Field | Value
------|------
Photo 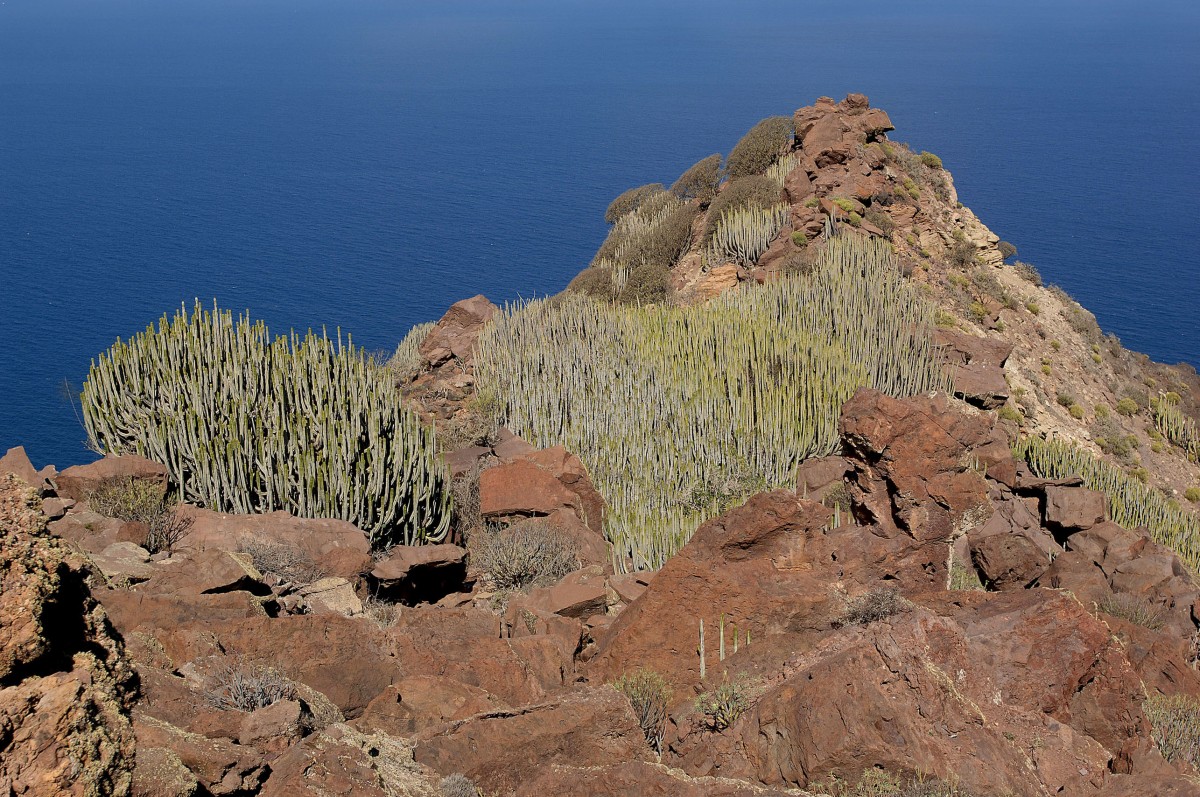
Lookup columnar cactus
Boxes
[476,233,948,571]
[82,302,451,549]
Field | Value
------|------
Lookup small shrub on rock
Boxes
[614,668,671,754]
[671,153,722,204]
[206,660,295,712]
[725,115,793,179]
[997,241,1017,260]
[948,239,978,269]
[695,679,750,731]
[439,774,479,797]
[1186,487,1200,503]
[605,183,666,224]
[1098,593,1166,630]
[237,539,325,586]
[1116,398,1139,417]
[1144,694,1200,770]
[568,265,619,301]
[472,519,579,590]
[1013,260,1042,285]
[863,208,895,236]
[918,151,943,169]
[838,587,907,626]
[85,477,193,555]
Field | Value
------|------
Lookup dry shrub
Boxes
[605,183,666,224]
[568,265,618,301]
[363,596,402,628]
[620,204,695,273]
[206,659,295,712]
[450,464,485,544]
[237,538,325,586]
[438,411,500,452]
[839,587,907,626]
[471,519,579,590]
[1098,593,1166,630]
[614,668,671,754]
[439,774,479,797]
[85,476,192,554]
[671,153,722,203]
[726,115,793,179]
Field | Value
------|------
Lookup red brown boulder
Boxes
[418,294,499,368]
[55,453,170,502]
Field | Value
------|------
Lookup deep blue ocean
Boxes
[2,0,1198,468]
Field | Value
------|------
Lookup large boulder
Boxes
[56,454,170,502]
[177,505,373,582]
[934,328,1012,410]
[418,294,499,368]
[413,687,649,793]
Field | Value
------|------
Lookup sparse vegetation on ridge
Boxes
[1014,435,1200,569]
[476,233,949,571]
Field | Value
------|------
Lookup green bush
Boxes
[1116,398,1139,417]
[614,669,672,754]
[671,153,722,203]
[918,151,943,169]
[82,302,451,549]
[1144,694,1200,770]
[725,115,794,179]
[847,211,863,227]
[623,262,670,304]
[605,183,666,224]
[997,241,1017,260]
[1025,300,1040,315]
[1185,487,1200,503]
[791,231,809,247]
[568,265,619,301]
[477,234,948,571]
[695,680,750,731]
[1056,392,1077,408]
[997,405,1023,425]
[1069,404,1086,420]
[703,176,781,239]
[831,197,856,214]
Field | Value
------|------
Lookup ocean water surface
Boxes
[1,0,1198,467]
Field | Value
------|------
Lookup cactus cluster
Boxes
[592,190,695,295]
[704,203,789,267]
[1153,393,1200,462]
[1014,435,1199,570]
[82,301,451,549]
[765,153,800,190]
[476,234,948,571]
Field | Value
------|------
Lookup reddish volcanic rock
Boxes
[56,453,170,502]
[0,475,137,796]
[413,687,649,793]
[418,294,499,368]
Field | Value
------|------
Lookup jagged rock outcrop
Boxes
[0,474,137,796]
